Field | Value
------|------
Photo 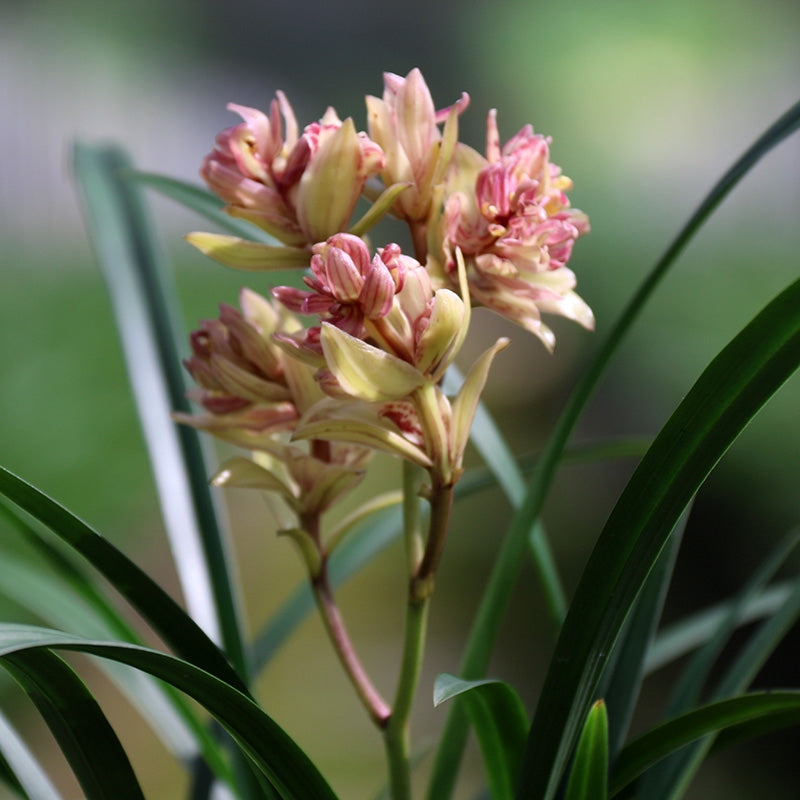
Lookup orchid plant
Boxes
[0,70,799,800]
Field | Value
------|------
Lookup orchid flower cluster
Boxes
[178,68,591,737]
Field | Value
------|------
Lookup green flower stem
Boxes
[385,473,453,800]
[384,594,430,800]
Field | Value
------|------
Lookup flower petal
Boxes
[185,232,310,270]
[294,398,433,468]
[320,322,425,402]
[414,289,466,379]
[450,337,510,468]
[296,118,364,241]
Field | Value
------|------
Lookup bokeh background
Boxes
[1,0,799,797]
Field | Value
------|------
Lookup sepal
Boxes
[185,232,311,270]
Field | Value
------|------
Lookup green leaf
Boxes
[646,572,800,799]
[610,691,800,797]
[0,496,144,649]
[444,365,566,628]
[427,96,800,800]
[516,272,800,800]
[644,580,795,673]
[0,501,231,784]
[0,706,62,800]
[670,530,799,716]
[635,530,800,798]
[129,171,281,244]
[73,142,250,681]
[565,700,609,800]
[433,674,528,800]
[0,625,339,800]
[0,466,245,695]
[709,703,800,754]
[1,649,145,800]
[596,509,688,758]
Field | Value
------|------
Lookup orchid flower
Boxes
[187,96,386,270]
[366,68,469,225]
[435,109,593,349]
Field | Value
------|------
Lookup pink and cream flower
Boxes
[275,238,508,486]
[272,233,407,341]
[173,288,321,450]
[440,110,593,349]
[189,95,386,271]
[367,68,469,224]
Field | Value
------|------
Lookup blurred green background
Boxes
[1,0,799,797]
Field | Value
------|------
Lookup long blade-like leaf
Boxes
[0,625,339,800]
[636,531,800,798]
[565,700,609,800]
[130,172,280,244]
[1,649,145,800]
[73,143,249,680]
[0,500,234,784]
[0,706,62,800]
[0,466,245,695]
[516,273,800,800]
[644,581,794,674]
[428,95,800,800]
[0,474,269,800]
[647,573,800,799]
[596,509,688,758]
[444,366,566,626]
[670,530,799,716]
[433,674,528,800]
[610,691,800,796]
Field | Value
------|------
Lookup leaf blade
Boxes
[516,273,800,800]
[0,625,339,800]
[433,674,528,800]
[565,700,609,800]
[610,692,800,796]
[0,706,63,800]
[130,171,280,244]
[1,649,145,800]
[0,466,246,695]
[73,142,251,678]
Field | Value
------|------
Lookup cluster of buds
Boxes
[179,68,592,560]
[174,289,372,525]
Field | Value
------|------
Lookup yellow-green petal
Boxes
[294,399,433,468]
[185,232,310,270]
[450,338,510,467]
[415,288,466,379]
[296,118,361,241]
[321,323,425,402]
